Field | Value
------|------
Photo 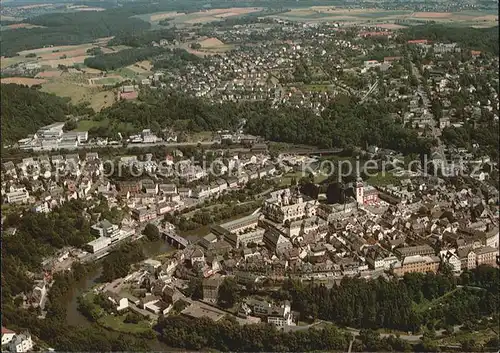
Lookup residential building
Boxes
[474,246,498,267]
[91,219,120,239]
[392,255,440,276]
[5,189,29,204]
[202,277,223,304]
[1,327,16,345]
[9,333,33,353]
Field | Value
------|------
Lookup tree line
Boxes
[96,89,434,155]
[2,200,94,300]
[1,10,151,56]
[401,24,499,55]
[281,266,498,332]
[0,84,93,144]
[84,47,166,71]
[1,262,151,351]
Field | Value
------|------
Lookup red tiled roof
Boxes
[407,39,429,44]
[2,327,15,334]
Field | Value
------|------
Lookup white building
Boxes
[5,190,29,204]
[1,327,16,345]
[9,333,33,353]
[267,301,293,327]
[86,236,111,253]
[91,219,120,239]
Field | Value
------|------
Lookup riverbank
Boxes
[62,238,174,349]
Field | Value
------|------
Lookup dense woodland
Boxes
[0,84,93,144]
[100,242,145,282]
[1,200,95,301]
[84,47,166,71]
[83,46,201,71]
[1,10,151,56]
[2,263,151,351]
[282,267,498,331]
[401,25,499,55]
[108,28,177,47]
[96,89,434,155]
[156,267,499,352]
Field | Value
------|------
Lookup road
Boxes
[288,319,463,343]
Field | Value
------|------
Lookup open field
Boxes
[74,119,109,131]
[1,77,46,86]
[155,7,264,25]
[149,11,184,22]
[35,70,63,78]
[40,55,89,68]
[41,78,116,111]
[88,75,124,85]
[126,60,153,74]
[199,37,225,48]
[266,7,498,27]
[1,56,29,68]
[18,43,96,57]
[4,23,45,30]
[98,314,152,334]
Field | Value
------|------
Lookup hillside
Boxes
[0,84,88,144]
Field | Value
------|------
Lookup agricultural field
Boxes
[40,76,116,112]
[266,7,498,27]
[126,60,153,75]
[2,23,45,30]
[140,7,264,25]
[0,77,46,86]
[1,39,122,70]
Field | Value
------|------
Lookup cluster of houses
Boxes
[1,328,34,353]
[90,174,498,328]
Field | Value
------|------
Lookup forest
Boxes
[83,47,166,71]
[1,262,151,352]
[100,242,145,282]
[281,267,498,331]
[0,10,151,56]
[401,25,499,55]
[156,267,499,352]
[0,84,93,144]
[1,200,95,301]
[96,89,433,155]
[108,28,178,47]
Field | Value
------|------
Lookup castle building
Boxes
[262,188,318,224]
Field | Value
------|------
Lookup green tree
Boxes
[143,223,160,241]
[217,277,239,309]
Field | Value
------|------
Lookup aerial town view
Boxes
[0,0,499,351]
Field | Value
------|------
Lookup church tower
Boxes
[355,176,364,205]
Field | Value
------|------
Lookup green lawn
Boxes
[98,314,152,334]
[366,172,402,186]
[304,84,332,92]
[74,119,108,131]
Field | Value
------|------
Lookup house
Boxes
[267,301,293,327]
[86,236,111,253]
[1,327,16,345]
[178,187,192,198]
[105,291,129,311]
[131,207,157,222]
[442,251,462,273]
[202,277,223,304]
[474,246,498,267]
[5,189,29,204]
[8,332,33,353]
[91,219,120,239]
[392,255,440,276]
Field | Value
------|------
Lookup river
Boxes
[63,239,173,349]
